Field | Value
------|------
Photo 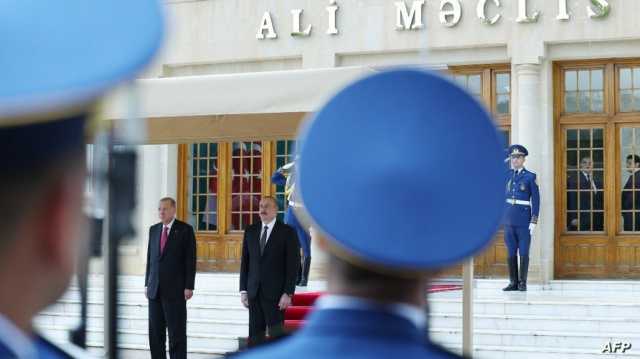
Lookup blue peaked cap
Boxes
[0,0,164,168]
[508,144,529,157]
[297,69,505,270]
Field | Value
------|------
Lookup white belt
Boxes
[506,199,530,206]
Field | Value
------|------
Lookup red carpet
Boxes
[283,284,462,331]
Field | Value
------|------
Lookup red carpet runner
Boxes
[284,284,462,331]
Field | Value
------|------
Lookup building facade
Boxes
[105,0,640,283]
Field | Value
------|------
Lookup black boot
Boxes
[518,256,529,291]
[299,257,311,287]
[503,257,519,291]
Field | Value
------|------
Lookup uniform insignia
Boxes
[520,183,526,191]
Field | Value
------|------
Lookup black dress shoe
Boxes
[518,281,527,291]
[503,283,518,291]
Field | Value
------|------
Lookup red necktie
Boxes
[160,225,169,254]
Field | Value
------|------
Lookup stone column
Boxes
[512,63,554,285]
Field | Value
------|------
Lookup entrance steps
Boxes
[35,275,640,358]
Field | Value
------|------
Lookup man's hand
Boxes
[184,289,193,301]
[145,287,148,299]
[278,293,292,311]
[241,292,249,308]
[529,223,536,235]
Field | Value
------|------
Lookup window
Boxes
[619,67,640,112]
[495,72,511,115]
[187,143,219,231]
[620,128,640,232]
[454,73,482,102]
[563,68,604,113]
[230,141,262,231]
[274,140,297,221]
[565,128,604,232]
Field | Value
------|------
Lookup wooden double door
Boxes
[556,124,640,278]
[555,60,640,278]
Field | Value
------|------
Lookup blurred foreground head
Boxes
[296,69,505,300]
[0,0,163,332]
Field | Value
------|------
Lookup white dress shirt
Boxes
[582,171,598,192]
[260,218,277,245]
[163,217,176,232]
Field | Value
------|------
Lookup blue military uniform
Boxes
[236,70,506,358]
[0,0,163,357]
[503,144,540,291]
[234,303,461,359]
[272,165,313,286]
[0,333,87,359]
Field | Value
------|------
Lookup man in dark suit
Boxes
[145,197,197,359]
[623,154,640,231]
[239,196,300,346]
[567,156,603,231]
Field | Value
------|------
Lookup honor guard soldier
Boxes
[0,1,163,357]
[235,69,506,358]
[503,145,540,292]
[272,160,313,286]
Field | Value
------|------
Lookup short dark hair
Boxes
[627,154,640,166]
[0,149,86,252]
[159,197,176,207]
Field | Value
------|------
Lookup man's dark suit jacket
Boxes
[567,172,604,231]
[623,171,640,211]
[240,220,300,300]
[622,171,640,231]
[145,219,197,300]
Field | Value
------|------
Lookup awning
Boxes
[104,66,377,119]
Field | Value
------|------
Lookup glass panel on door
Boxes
[274,140,297,222]
[621,127,640,232]
[565,128,605,232]
[454,73,483,104]
[188,143,219,232]
[230,141,262,231]
[564,68,604,113]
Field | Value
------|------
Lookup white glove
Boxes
[282,161,295,170]
[529,223,536,235]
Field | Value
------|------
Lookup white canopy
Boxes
[104,66,377,119]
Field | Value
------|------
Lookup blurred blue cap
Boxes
[0,0,164,167]
[297,69,505,270]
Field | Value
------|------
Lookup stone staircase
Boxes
[35,276,640,358]
[430,280,640,358]
[36,274,252,358]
